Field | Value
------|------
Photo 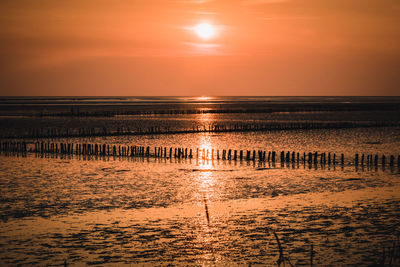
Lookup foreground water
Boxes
[1,97,400,265]
[1,128,400,266]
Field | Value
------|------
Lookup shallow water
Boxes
[1,144,400,265]
[1,98,400,265]
[49,127,400,160]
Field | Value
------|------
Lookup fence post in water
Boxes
[355,154,359,166]
[382,155,386,167]
[361,154,364,166]
[240,150,243,161]
[280,151,284,163]
[272,151,276,162]
[341,154,344,165]
[389,155,394,167]
[374,155,378,167]
[252,150,256,161]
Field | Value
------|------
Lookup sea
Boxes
[0,96,400,266]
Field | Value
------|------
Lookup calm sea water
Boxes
[1,97,400,266]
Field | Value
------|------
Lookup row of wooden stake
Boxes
[1,121,399,139]
[1,141,399,167]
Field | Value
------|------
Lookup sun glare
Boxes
[197,96,212,100]
[194,23,215,39]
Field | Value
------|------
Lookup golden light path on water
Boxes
[192,112,223,264]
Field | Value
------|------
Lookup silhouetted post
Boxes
[252,150,256,161]
[382,155,386,167]
[355,154,359,166]
[341,153,344,165]
[268,151,271,162]
[272,151,276,162]
[240,150,243,160]
[361,154,364,166]
[217,149,220,160]
[314,152,318,164]
[374,155,378,166]
[234,150,237,161]
[307,152,312,164]
[389,155,394,167]
[189,148,193,158]
[280,151,284,163]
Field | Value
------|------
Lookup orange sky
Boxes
[0,0,399,96]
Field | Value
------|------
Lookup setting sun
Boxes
[194,23,215,39]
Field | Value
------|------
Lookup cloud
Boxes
[258,16,316,21]
[242,0,289,5]
[170,0,212,4]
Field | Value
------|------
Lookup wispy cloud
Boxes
[170,0,212,4]
[182,42,227,55]
[258,16,317,21]
[189,11,217,15]
[242,0,289,5]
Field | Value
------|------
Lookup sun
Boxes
[194,23,215,39]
